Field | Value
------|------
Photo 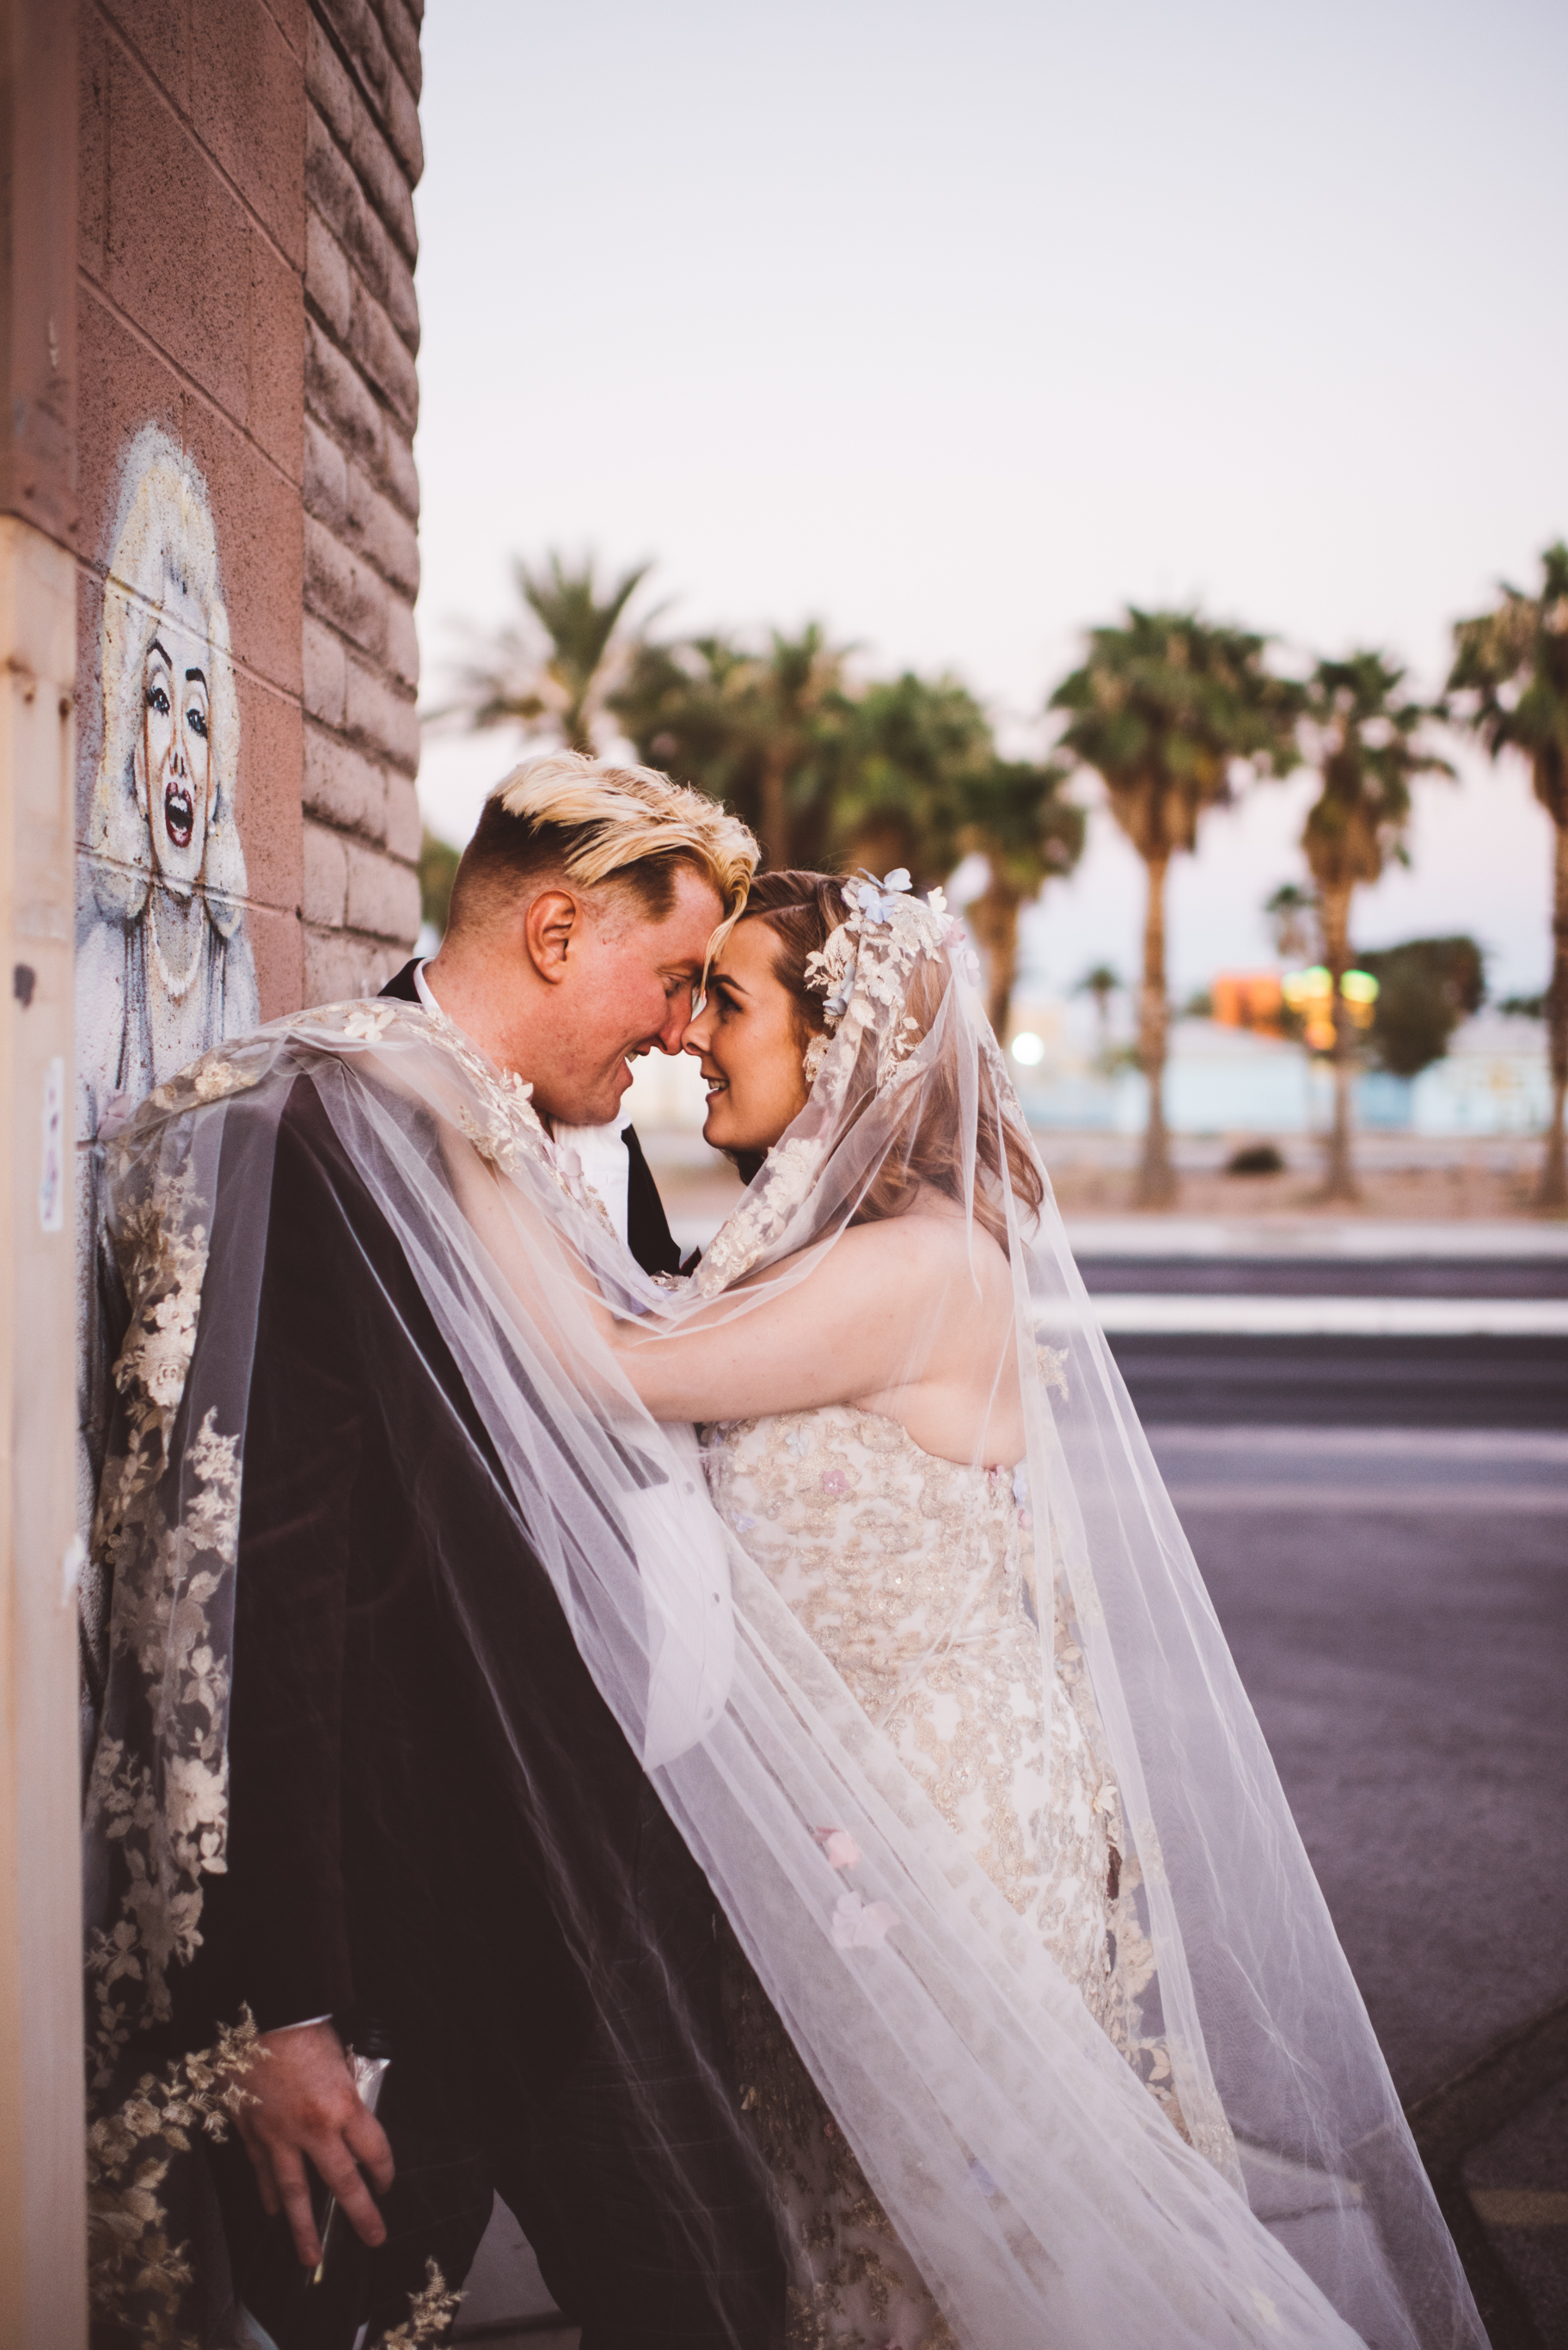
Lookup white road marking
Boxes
[1163,1482,1568,1514]
[1063,1217,1568,1259]
[1091,1293,1568,1336]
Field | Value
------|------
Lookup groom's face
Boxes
[534,863,725,1126]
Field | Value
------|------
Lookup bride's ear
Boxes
[523,888,581,984]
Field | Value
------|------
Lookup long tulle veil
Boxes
[83,880,1483,2348]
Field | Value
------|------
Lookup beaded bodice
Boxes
[701,1403,1128,2011]
[703,1402,1173,2349]
[704,1402,1028,1713]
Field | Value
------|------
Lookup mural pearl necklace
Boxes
[149,894,205,1001]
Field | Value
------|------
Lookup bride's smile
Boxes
[681,914,817,1154]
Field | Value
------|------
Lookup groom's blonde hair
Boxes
[448,750,758,948]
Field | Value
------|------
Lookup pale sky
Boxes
[413,0,1566,998]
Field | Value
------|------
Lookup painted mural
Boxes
[76,425,259,1147]
[76,427,260,1714]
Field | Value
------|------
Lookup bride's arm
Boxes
[607,1218,958,1421]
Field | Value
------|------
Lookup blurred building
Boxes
[1210,971,1285,1035]
[1393,1014,1552,1136]
[1000,1004,1550,1139]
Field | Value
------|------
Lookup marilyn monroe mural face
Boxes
[77,424,260,1139]
[138,585,213,893]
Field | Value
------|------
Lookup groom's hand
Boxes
[234,2020,395,2267]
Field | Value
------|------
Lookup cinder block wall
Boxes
[301,0,424,1000]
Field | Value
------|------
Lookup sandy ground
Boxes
[645,1130,1563,1232]
[1041,1153,1554,1222]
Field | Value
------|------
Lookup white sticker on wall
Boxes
[39,1054,64,1232]
[61,1533,86,1609]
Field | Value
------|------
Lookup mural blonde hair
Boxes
[454,749,759,957]
[86,426,248,931]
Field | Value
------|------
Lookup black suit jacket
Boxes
[380,960,682,1277]
[169,1068,700,2118]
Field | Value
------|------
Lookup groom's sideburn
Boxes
[165,1074,783,2347]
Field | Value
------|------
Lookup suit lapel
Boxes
[622,1126,682,1278]
[379,960,422,1003]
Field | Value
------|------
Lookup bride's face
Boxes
[683,917,814,1153]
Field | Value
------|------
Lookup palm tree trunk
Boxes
[759,751,790,872]
[1137,855,1175,1207]
[1319,880,1359,1204]
[1539,814,1568,1212]
[968,882,1021,1040]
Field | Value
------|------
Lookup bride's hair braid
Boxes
[737,869,1044,1245]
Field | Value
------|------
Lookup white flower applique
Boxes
[803,868,955,1089]
[338,1003,398,1042]
[138,1038,269,1125]
[696,1132,824,1297]
[189,1049,264,1105]
[812,1819,896,1946]
[701,869,967,1303]
[831,1891,899,1949]
[89,1337,242,2074]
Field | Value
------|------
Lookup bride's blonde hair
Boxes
[738,869,1043,1243]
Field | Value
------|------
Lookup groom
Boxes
[172,754,779,2344]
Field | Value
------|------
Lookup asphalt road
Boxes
[1112,1333,1568,1427]
[1149,1423,1568,2104]
[1148,1416,1568,2348]
[1081,1253,1568,1298]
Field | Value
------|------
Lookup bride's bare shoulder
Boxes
[838,1207,1008,1288]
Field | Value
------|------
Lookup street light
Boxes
[1282,966,1380,1052]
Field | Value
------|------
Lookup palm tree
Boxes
[795,671,1085,1032]
[826,671,994,881]
[613,624,850,868]
[1264,881,1316,963]
[751,626,855,870]
[955,761,1085,1039]
[1050,609,1302,1206]
[444,551,654,754]
[1449,543,1568,1209]
[1075,963,1121,1065]
[1298,653,1452,1202]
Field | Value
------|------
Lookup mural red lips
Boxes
[164,780,193,849]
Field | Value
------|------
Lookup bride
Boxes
[597,866,1481,2350]
[604,868,1163,2346]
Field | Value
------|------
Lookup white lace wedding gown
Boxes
[702,1402,1182,2350]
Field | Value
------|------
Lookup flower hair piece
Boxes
[698,870,967,1296]
[804,869,963,1089]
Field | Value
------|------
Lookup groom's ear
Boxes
[522,887,583,985]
